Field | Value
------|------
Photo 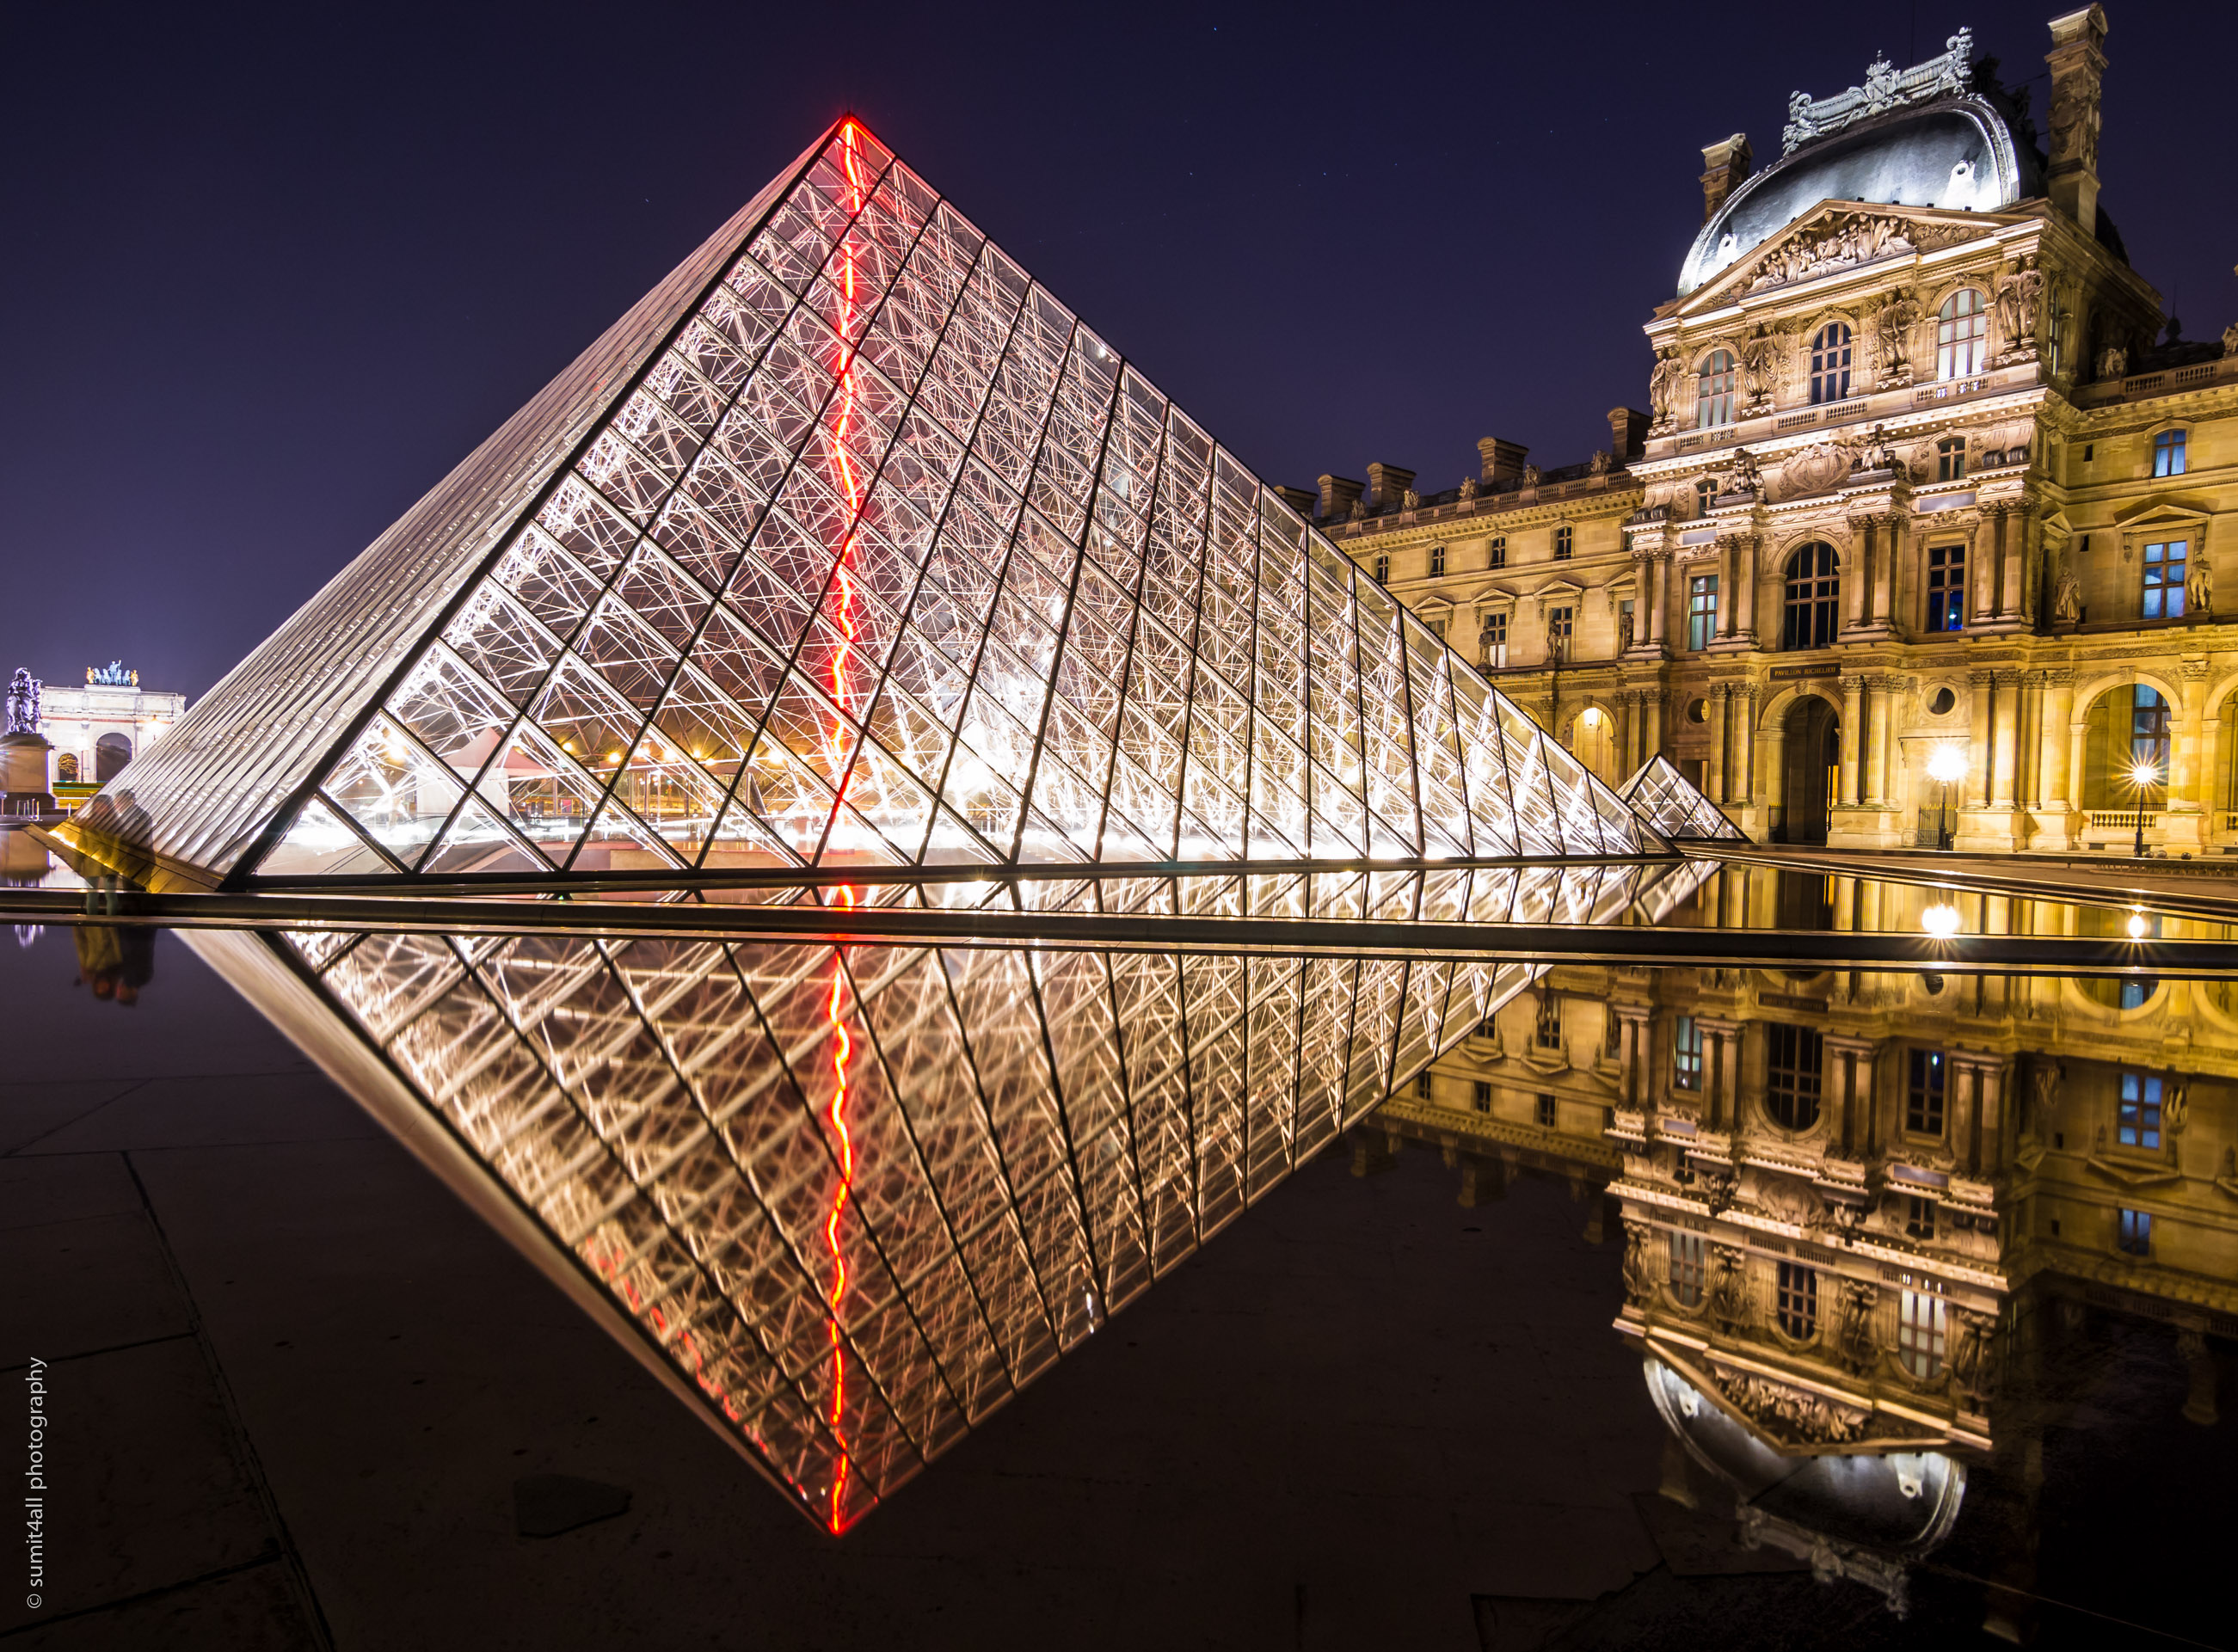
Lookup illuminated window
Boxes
[1937,288,1989,378]
[1927,544,1965,632]
[1415,1070,1433,1100]
[1536,1092,1558,1127]
[1905,1195,1937,1240]
[1776,1262,1818,1339]
[1688,574,1719,650]
[1480,611,1508,669]
[1696,478,1718,516]
[1898,1289,1947,1379]
[1782,542,1839,649]
[1907,1048,1946,1135]
[1810,322,1852,403]
[1552,525,1574,561]
[1472,1080,1491,1113]
[1488,536,1507,569]
[1428,544,1446,577]
[1546,606,1573,656]
[1674,1015,1704,1090]
[2143,542,2188,619]
[2154,429,2188,477]
[1697,350,1737,427]
[2118,1207,2152,1256]
[2118,1072,2164,1149]
[1372,554,1389,585]
[1535,994,1563,1049]
[1669,1231,1706,1306]
[1937,437,1966,482]
[1764,1024,1823,1130]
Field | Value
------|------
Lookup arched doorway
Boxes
[1780,697,1839,844]
[95,733,132,783]
[1571,704,1616,782]
[2081,685,2170,814]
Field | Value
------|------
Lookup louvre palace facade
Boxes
[1313,5,2236,857]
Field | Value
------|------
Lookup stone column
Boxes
[1992,672,2021,809]
[1877,513,1903,633]
[2038,669,2075,820]
[2018,671,2044,809]
[1732,685,1758,808]
[1617,1004,1651,1108]
[1643,690,1665,763]
[1842,519,1872,630]
[1840,674,1866,804]
[1718,537,1738,641]
[1706,684,1727,804]
[1732,532,1759,644]
[1970,515,1999,628]
[2170,660,2210,848]
[1989,504,2014,620]
[1867,674,1894,804]
[1823,1035,1874,1155]
[1697,1016,1741,1131]
[1968,670,1995,809]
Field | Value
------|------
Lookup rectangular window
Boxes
[1763,1024,1823,1131]
[1937,438,1966,482]
[2154,429,2188,477]
[1619,597,1636,649]
[2118,1072,2164,1150]
[1898,1290,1948,1379]
[1472,1080,1491,1114]
[1673,1015,1704,1091]
[1415,1070,1433,1100]
[1480,611,1509,670]
[1372,554,1389,585]
[1927,544,1966,632]
[1907,1048,1946,1135]
[1906,1195,1937,1240]
[1488,537,1507,569]
[1536,1093,1558,1128]
[1552,525,1574,561]
[2143,540,2189,619]
[1547,606,1573,658]
[1535,994,1562,1049]
[1696,477,1718,517]
[2118,1207,2153,1256]
[1428,544,1446,578]
[1776,1262,1818,1340]
[1669,1231,1706,1307]
[1688,574,1719,650]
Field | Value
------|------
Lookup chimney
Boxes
[1699,134,1752,224]
[1365,463,1417,512]
[1319,474,1365,519]
[1270,484,1318,518]
[1607,408,1650,462]
[2045,5,2109,237]
[1477,438,1528,486]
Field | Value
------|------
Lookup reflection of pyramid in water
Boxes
[74,120,1698,1532]
[1618,755,1744,844]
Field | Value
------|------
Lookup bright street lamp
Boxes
[2129,758,2161,857]
[1925,745,1967,851]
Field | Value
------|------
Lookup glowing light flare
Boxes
[2126,907,2151,941]
[2130,759,2161,790]
[1921,902,1962,938]
[1925,745,1968,786]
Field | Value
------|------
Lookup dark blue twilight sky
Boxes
[3,1,2232,698]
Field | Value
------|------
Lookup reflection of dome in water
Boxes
[1643,1354,1966,1612]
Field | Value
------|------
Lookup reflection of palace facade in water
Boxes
[1379,864,2234,1618]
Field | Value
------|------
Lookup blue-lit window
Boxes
[1688,574,1719,650]
[1927,544,1966,631]
[1673,1015,1703,1090]
[2118,1208,2152,1256]
[2118,1072,2163,1149]
[2154,429,2188,477]
[1810,322,1852,404]
[1697,350,1737,427]
[1907,1048,1946,1134]
[2143,542,2188,619]
[2131,685,2170,771]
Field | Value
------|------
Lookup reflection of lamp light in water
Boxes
[1921,903,1962,938]
[2127,907,2151,940]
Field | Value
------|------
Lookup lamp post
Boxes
[1926,745,1967,851]
[2130,759,2161,858]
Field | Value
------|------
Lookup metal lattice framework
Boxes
[56,119,1733,1532]
[1619,755,1746,844]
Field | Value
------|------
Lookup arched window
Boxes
[94,732,132,784]
[1809,322,1852,404]
[1937,288,1989,379]
[1696,350,1737,428]
[1781,542,1839,649]
[1936,437,1966,482]
[55,752,79,783]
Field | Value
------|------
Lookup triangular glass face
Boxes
[191,119,1666,887]
[1617,753,1745,842]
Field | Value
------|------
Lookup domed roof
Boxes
[1677,35,2043,298]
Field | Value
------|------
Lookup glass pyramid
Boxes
[1617,754,1744,843]
[71,117,1714,1531]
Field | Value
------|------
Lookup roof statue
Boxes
[86,661,138,686]
[51,119,1709,1532]
[1782,30,1976,154]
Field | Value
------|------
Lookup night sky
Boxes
[4,1,2232,700]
